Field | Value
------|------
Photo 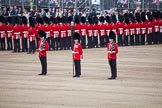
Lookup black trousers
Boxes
[109,59,117,79]
[55,37,60,50]
[81,35,86,48]
[74,60,81,76]
[93,36,98,48]
[118,34,123,46]
[46,37,51,50]
[60,37,64,50]
[104,35,109,46]
[39,56,47,75]
[7,37,13,50]
[22,38,28,52]
[100,35,104,47]
[13,39,20,52]
[29,41,36,53]
[141,34,145,45]
[0,38,5,50]
[147,33,153,45]
[124,35,128,46]
[135,34,140,45]
[153,32,159,44]
[130,35,134,46]
[51,38,56,50]
[88,36,93,48]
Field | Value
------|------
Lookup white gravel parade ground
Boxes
[0,44,162,108]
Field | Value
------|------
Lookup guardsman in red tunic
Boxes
[153,12,160,44]
[28,17,36,54]
[146,13,154,45]
[93,16,99,48]
[38,30,49,76]
[105,16,112,45]
[12,17,21,52]
[80,16,87,49]
[140,12,147,45]
[0,16,7,51]
[86,17,94,48]
[107,31,118,80]
[35,16,44,48]
[66,16,72,50]
[52,17,60,50]
[59,16,67,50]
[99,16,105,47]
[124,18,130,46]
[6,17,13,50]
[21,16,29,52]
[159,12,162,44]
[44,17,51,51]
[129,15,136,46]
[117,14,124,46]
[72,32,83,77]
[135,14,141,45]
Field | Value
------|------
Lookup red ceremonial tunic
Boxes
[38,40,49,57]
[107,42,118,60]
[73,43,83,60]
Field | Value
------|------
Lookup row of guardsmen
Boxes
[0,11,162,52]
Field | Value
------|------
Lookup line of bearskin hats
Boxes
[109,31,116,40]
[81,16,86,24]
[29,17,36,27]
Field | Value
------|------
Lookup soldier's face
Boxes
[74,39,78,43]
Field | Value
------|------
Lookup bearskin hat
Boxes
[73,32,80,42]
[141,12,146,22]
[7,17,12,24]
[68,16,73,24]
[105,16,111,24]
[99,16,105,23]
[94,16,98,24]
[81,16,86,24]
[111,14,117,24]
[118,14,124,23]
[75,16,80,24]
[109,31,116,40]
[125,17,130,24]
[22,16,27,25]
[88,16,93,24]
[14,16,21,25]
[29,17,35,27]
[38,30,46,38]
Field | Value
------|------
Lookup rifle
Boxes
[71,21,75,77]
